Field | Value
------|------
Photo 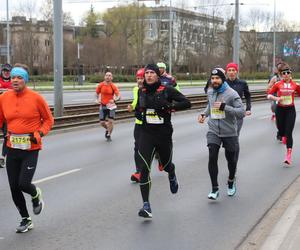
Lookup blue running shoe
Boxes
[227,180,236,197]
[208,190,219,200]
[169,175,179,194]
[138,202,152,218]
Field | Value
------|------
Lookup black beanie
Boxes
[211,68,226,83]
[144,64,161,77]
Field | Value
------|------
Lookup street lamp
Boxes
[272,0,276,73]
[6,0,10,64]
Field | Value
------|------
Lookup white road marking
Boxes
[0,237,4,240]
[33,169,81,184]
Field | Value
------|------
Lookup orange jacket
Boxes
[0,87,54,150]
[96,82,120,105]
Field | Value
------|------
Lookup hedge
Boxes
[29,72,300,83]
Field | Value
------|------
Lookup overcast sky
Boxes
[0,0,299,27]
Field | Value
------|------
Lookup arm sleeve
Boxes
[224,93,245,119]
[243,81,251,111]
[131,87,139,110]
[37,96,54,136]
[168,87,191,111]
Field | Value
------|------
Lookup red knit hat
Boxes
[226,62,238,72]
[136,68,145,78]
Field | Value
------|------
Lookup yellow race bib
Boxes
[10,134,31,150]
[280,95,292,105]
[211,108,225,119]
[146,109,164,124]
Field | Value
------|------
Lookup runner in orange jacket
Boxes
[0,65,54,233]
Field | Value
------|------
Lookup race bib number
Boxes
[211,108,225,119]
[146,109,164,124]
[10,134,31,150]
[280,95,292,105]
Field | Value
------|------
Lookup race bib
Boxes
[146,109,164,124]
[106,102,117,110]
[280,95,292,105]
[10,134,31,150]
[211,108,225,119]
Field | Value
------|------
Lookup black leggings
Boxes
[208,144,237,189]
[275,105,296,149]
[6,148,39,218]
[138,131,175,203]
[134,124,142,173]
[2,122,8,157]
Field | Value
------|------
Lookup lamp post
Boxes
[233,0,240,67]
[6,0,10,64]
[272,0,276,73]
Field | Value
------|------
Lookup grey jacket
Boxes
[204,86,245,137]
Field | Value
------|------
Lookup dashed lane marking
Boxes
[33,169,81,184]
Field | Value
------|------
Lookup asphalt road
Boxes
[1,100,300,250]
[41,84,267,106]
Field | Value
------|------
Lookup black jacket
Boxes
[226,78,251,111]
[137,81,191,135]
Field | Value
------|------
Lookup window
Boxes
[45,40,50,46]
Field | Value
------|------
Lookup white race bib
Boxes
[106,102,117,110]
[211,108,225,119]
[10,134,31,150]
[146,109,164,124]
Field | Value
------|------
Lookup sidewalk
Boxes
[261,189,300,250]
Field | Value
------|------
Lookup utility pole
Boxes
[169,0,172,75]
[272,0,276,73]
[233,0,240,68]
[6,0,10,64]
[53,0,64,117]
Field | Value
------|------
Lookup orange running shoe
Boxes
[131,172,141,182]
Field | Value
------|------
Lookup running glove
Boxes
[30,131,43,144]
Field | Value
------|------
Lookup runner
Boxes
[137,64,191,218]
[198,68,245,200]
[0,65,54,233]
[268,62,283,122]
[0,63,12,168]
[157,62,180,91]
[128,68,144,183]
[96,71,121,141]
[226,62,251,163]
[267,63,300,165]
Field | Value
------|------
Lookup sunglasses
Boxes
[281,71,291,75]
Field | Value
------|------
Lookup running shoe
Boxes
[106,135,112,142]
[276,132,282,142]
[169,174,179,194]
[284,149,292,165]
[105,130,109,139]
[138,202,152,218]
[227,180,237,197]
[16,217,33,233]
[271,114,276,121]
[282,136,287,145]
[131,172,141,183]
[0,157,4,168]
[158,163,164,171]
[32,187,44,215]
[208,190,219,200]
